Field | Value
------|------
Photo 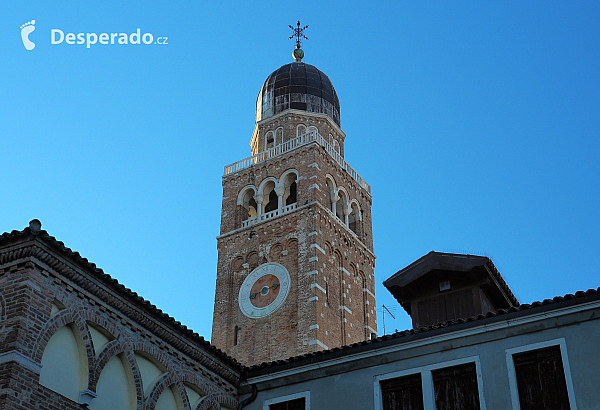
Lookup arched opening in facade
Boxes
[296,124,307,137]
[262,180,278,214]
[264,130,275,151]
[39,323,88,403]
[325,176,337,214]
[239,187,257,222]
[348,202,361,236]
[91,353,136,410]
[336,190,348,222]
[282,172,298,206]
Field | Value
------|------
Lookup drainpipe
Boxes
[237,384,258,410]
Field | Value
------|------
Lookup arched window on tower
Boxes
[348,202,361,237]
[239,187,258,225]
[262,180,278,214]
[336,190,348,223]
[275,127,284,145]
[325,178,336,213]
[296,124,307,137]
[282,172,298,207]
[265,130,275,151]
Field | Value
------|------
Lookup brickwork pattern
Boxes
[213,112,377,366]
[0,233,240,410]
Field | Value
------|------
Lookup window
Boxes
[381,373,424,410]
[375,357,486,410]
[264,391,309,410]
[509,344,572,410]
[432,362,480,410]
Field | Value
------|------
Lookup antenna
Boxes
[381,304,396,335]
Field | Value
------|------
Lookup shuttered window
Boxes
[513,346,570,410]
[381,373,424,410]
[432,362,480,410]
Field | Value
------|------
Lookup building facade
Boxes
[0,220,241,410]
[240,285,600,410]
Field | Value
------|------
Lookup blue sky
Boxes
[2,2,599,338]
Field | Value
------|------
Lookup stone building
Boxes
[0,220,240,410]
[211,51,376,366]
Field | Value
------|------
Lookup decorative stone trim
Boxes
[0,351,42,374]
[308,339,329,349]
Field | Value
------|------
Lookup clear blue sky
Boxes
[2,2,599,338]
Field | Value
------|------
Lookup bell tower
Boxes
[211,34,377,366]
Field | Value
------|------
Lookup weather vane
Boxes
[289,21,308,49]
[289,21,308,62]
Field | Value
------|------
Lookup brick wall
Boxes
[213,111,377,366]
[0,228,240,410]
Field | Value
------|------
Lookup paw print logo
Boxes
[20,20,36,50]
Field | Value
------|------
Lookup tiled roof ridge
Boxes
[243,286,600,373]
[0,225,243,379]
[484,258,519,306]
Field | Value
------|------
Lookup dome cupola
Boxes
[255,61,340,126]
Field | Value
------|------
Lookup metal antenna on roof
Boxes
[381,304,396,335]
[289,21,308,62]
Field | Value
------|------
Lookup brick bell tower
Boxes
[211,37,377,366]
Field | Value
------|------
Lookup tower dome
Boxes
[256,62,341,127]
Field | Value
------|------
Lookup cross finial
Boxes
[289,21,308,49]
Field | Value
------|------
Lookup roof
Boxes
[256,62,341,126]
[0,220,243,381]
[383,251,519,314]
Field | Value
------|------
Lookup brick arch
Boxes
[145,372,178,410]
[160,369,229,410]
[285,238,298,254]
[230,256,244,272]
[196,396,218,410]
[211,393,238,410]
[34,306,97,400]
[90,339,144,409]
[130,341,177,374]
[91,339,126,389]
[33,308,94,369]
[174,369,217,399]
[325,241,334,256]
[333,249,344,269]
[269,243,283,261]
[125,348,145,410]
[246,252,260,271]
[79,309,125,342]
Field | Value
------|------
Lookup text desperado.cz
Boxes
[51,29,168,48]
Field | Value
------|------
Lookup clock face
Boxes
[238,262,291,319]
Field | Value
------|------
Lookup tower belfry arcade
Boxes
[211,39,377,366]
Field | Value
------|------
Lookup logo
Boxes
[20,20,36,50]
[51,28,168,48]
